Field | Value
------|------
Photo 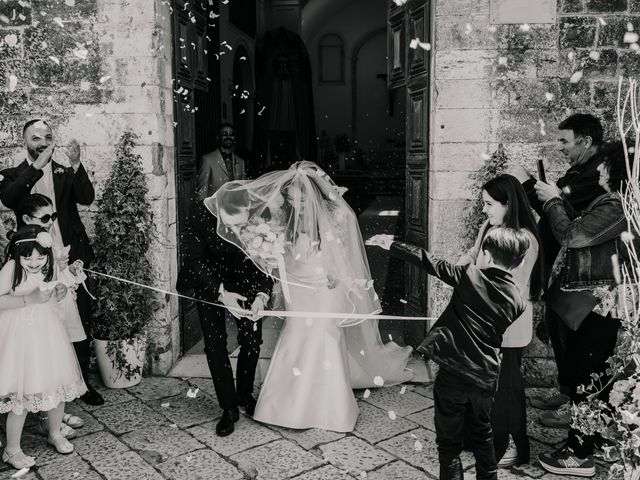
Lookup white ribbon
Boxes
[83,268,435,323]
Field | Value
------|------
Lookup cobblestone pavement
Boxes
[0,377,613,480]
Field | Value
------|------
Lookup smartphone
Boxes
[537,159,546,183]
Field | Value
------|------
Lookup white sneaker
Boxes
[498,438,518,468]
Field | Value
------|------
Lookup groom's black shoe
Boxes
[238,395,257,417]
[216,408,240,437]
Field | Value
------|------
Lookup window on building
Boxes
[319,34,344,83]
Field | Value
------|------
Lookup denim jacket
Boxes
[543,192,625,290]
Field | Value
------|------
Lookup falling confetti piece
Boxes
[161,402,170,408]
[360,350,365,356]
[627,22,634,31]
[399,298,407,304]
[293,367,302,376]
[498,56,507,65]
[588,51,600,61]
[240,109,245,114]
[569,70,583,83]
[598,17,606,26]
[360,472,367,478]
[624,32,640,44]
[11,468,30,478]
[409,38,418,49]
[400,386,407,394]
[99,75,111,83]
[414,440,423,451]
[393,0,408,5]
[169,423,178,428]
[465,23,472,34]
[538,118,546,136]
[49,56,60,65]
[519,24,531,31]
[388,411,397,420]
[545,92,554,101]
[487,25,497,33]
[388,334,393,341]
[8,74,17,92]
[186,387,199,398]
[65,0,75,5]
[258,106,266,115]
[53,17,64,27]
[568,51,575,61]
[4,34,18,47]
[363,389,371,399]
[73,47,88,59]
[0,15,9,24]
[373,376,384,386]
[630,43,639,50]
[419,41,431,51]
[240,56,247,60]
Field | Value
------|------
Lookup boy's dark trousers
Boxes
[434,368,498,480]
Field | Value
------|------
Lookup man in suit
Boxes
[0,119,104,406]
[176,199,273,437]
[196,123,246,200]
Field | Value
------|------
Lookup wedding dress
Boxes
[206,161,413,432]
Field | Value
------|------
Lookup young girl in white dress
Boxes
[0,225,87,469]
[16,194,88,437]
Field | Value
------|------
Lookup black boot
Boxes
[237,395,257,417]
[81,382,105,406]
[216,409,240,437]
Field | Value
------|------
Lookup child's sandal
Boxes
[2,448,36,469]
[47,435,74,454]
[62,413,84,428]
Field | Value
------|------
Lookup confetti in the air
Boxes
[538,118,546,136]
[363,389,371,399]
[400,386,407,394]
[8,74,17,92]
[414,440,423,451]
[569,71,583,83]
[161,402,170,408]
[49,56,60,65]
[373,376,384,386]
[624,32,640,44]
[53,17,64,28]
[393,0,408,5]
[186,387,199,398]
[498,56,508,65]
[627,22,634,31]
[360,472,367,479]
[258,106,266,115]
[519,24,531,32]
[73,46,89,59]
[598,17,607,26]
[545,92,554,101]
[64,0,76,5]
[388,410,397,420]
[399,298,407,304]
[99,75,111,84]
[465,23,473,35]
[360,350,365,356]
[487,25,497,33]
[4,34,18,47]
[567,51,575,61]
[589,51,600,61]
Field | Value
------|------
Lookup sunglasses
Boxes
[31,212,58,223]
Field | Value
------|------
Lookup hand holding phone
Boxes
[537,160,547,183]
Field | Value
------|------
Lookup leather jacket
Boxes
[390,242,526,393]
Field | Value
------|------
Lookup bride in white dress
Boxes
[206,161,413,432]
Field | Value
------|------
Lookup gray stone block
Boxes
[405,407,436,431]
[147,391,222,428]
[272,425,345,450]
[318,436,395,475]
[353,402,418,444]
[120,425,204,464]
[91,450,164,480]
[367,460,430,480]
[377,428,440,477]
[127,376,188,402]
[73,431,129,463]
[91,400,168,435]
[156,448,244,480]
[37,453,102,480]
[187,417,280,457]
[230,439,324,480]
[361,386,430,416]
[290,464,352,479]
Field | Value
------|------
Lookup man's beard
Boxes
[27,146,47,161]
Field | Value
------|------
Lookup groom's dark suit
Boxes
[176,201,273,412]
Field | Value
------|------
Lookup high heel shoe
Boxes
[47,435,74,454]
[2,448,36,469]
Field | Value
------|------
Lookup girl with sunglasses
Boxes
[13,194,87,438]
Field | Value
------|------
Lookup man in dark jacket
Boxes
[176,200,273,437]
[0,119,103,407]
[370,227,529,480]
[512,113,607,426]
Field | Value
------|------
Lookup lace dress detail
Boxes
[0,264,87,414]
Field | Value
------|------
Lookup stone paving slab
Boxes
[353,401,418,444]
[128,376,188,402]
[230,439,324,479]
[0,470,40,480]
[405,406,436,431]
[91,400,168,434]
[273,425,346,450]
[64,401,105,437]
[120,424,204,464]
[362,386,431,416]
[37,452,102,480]
[156,448,244,480]
[188,416,280,456]
[290,464,353,479]
[148,391,222,428]
[73,431,130,463]
[91,450,165,480]
[318,436,395,475]
[80,383,137,411]
[21,432,70,467]
[367,460,431,480]
[377,427,441,477]
[411,384,435,400]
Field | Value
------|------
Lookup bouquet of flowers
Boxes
[238,216,286,272]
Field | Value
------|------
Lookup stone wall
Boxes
[428,0,640,386]
[0,0,179,374]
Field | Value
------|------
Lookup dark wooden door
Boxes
[388,0,431,346]
[172,0,221,353]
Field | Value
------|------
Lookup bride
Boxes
[206,161,413,432]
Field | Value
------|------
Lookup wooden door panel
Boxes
[408,2,429,78]
[388,10,406,89]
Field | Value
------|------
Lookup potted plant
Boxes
[572,77,640,480]
[91,130,155,388]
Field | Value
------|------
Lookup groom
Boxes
[176,199,273,436]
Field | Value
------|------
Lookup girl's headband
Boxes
[14,231,54,249]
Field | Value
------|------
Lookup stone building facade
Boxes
[0,0,637,381]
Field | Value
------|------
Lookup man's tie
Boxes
[222,153,234,180]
